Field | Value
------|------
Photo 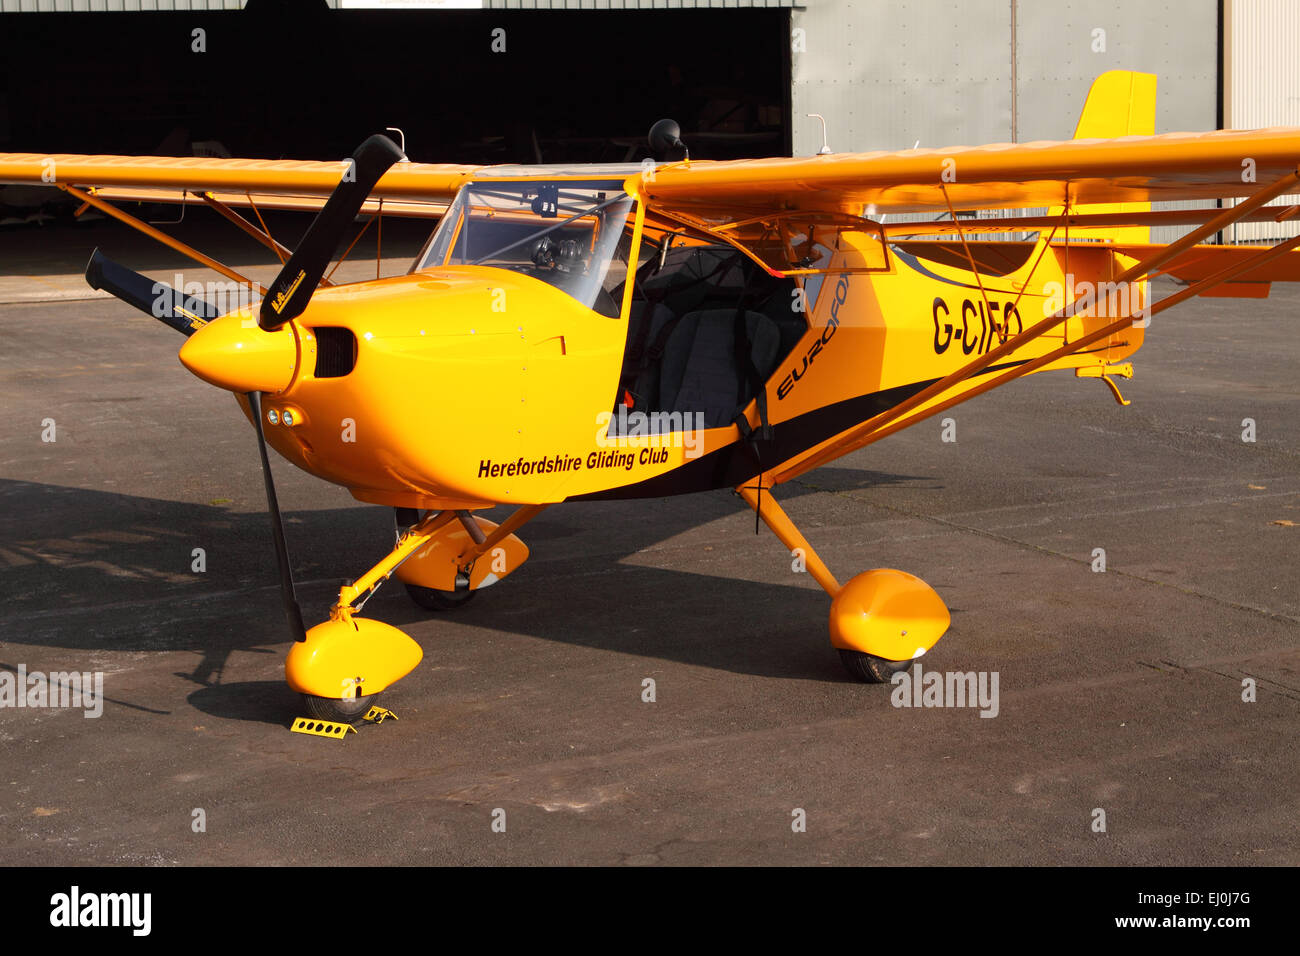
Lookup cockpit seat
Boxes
[657,309,781,429]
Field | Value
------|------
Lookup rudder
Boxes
[1050,70,1157,243]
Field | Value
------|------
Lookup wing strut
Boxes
[940,183,1001,343]
[198,191,298,270]
[881,203,1300,237]
[1004,213,1064,324]
[772,167,1300,483]
[826,229,1300,451]
[60,184,264,294]
[452,505,549,574]
[323,215,377,284]
[777,220,1300,484]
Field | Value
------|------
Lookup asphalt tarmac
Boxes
[1,215,1297,865]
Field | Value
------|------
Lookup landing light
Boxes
[281,410,296,427]
[267,409,279,425]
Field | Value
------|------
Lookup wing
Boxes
[0,153,482,218]
[635,126,1300,296]
[640,127,1300,220]
[630,126,1300,488]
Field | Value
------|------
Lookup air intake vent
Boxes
[313,327,356,378]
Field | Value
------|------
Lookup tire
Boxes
[394,507,422,528]
[393,508,477,611]
[302,693,376,724]
[403,581,476,611]
[838,649,912,684]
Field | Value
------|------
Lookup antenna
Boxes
[385,127,408,161]
[807,114,832,155]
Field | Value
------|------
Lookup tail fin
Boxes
[1073,70,1157,140]
[1049,70,1157,243]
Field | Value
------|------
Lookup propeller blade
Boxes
[259,134,405,330]
[85,248,224,336]
[247,390,308,643]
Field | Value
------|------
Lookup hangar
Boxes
[0,2,1294,206]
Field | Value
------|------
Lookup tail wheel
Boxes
[839,649,911,683]
[302,693,376,724]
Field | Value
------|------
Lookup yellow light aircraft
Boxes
[3,71,1299,723]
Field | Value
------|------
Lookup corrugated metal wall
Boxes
[0,1,243,9]
[792,0,1217,155]
[792,0,1015,156]
[0,0,794,10]
[1014,0,1218,141]
[479,1,795,7]
[792,0,1222,243]
[1225,0,1300,241]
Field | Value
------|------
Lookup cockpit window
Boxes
[415,180,636,316]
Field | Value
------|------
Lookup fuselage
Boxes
[179,183,1147,511]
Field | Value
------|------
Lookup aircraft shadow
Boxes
[1,467,938,722]
[186,681,300,726]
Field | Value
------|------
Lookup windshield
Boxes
[414,180,636,317]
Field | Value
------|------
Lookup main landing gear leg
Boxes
[394,503,545,610]
[285,511,457,721]
[736,481,951,683]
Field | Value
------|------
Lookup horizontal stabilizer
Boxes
[1112,242,1300,292]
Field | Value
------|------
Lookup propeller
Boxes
[84,250,305,636]
[259,133,404,329]
[242,135,403,641]
[85,248,224,336]
[241,137,402,640]
[87,134,405,646]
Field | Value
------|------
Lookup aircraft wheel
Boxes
[394,507,423,528]
[302,693,376,724]
[838,649,911,684]
[403,582,476,612]
[393,509,478,611]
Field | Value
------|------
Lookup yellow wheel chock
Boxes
[290,717,357,739]
[289,707,399,739]
[362,706,398,724]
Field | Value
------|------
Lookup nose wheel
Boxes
[838,650,910,683]
[302,693,377,724]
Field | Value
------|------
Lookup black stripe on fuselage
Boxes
[892,246,1020,294]
[570,361,1027,501]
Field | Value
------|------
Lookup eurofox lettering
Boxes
[778,273,850,400]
